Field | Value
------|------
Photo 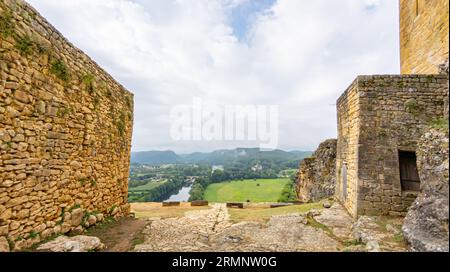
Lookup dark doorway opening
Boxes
[398,151,421,191]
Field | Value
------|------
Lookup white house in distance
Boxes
[211,165,224,173]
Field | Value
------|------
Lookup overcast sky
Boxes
[28,0,400,153]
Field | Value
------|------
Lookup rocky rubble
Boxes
[295,139,337,202]
[36,235,105,252]
[134,203,406,252]
[0,236,9,252]
[403,129,449,252]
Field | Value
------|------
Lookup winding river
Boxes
[164,185,192,202]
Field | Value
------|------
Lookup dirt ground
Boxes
[85,217,147,252]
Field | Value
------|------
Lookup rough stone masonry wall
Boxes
[0,0,133,251]
[336,80,361,218]
[400,0,449,74]
[295,139,337,203]
[403,128,449,252]
[355,74,448,217]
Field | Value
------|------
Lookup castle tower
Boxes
[335,1,449,218]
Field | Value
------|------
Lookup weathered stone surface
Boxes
[403,129,449,252]
[351,215,406,252]
[295,139,337,202]
[61,223,72,234]
[439,58,449,75]
[0,237,10,252]
[95,213,104,222]
[0,225,8,236]
[400,1,449,74]
[70,209,84,227]
[36,235,105,252]
[87,215,97,225]
[314,203,353,240]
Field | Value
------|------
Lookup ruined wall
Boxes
[400,0,449,74]
[337,74,448,218]
[0,0,133,251]
[403,128,449,252]
[336,80,361,217]
[295,139,337,203]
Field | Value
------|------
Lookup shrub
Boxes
[125,95,132,108]
[82,73,95,93]
[430,117,449,133]
[57,106,71,118]
[15,35,35,55]
[79,177,88,186]
[29,231,39,239]
[50,59,70,82]
[93,96,100,110]
[116,112,126,137]
[0,11,14,38]
[404,98,423,116]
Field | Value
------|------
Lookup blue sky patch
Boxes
[229,0,277,41]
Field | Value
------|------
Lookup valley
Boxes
[127,147,306,203]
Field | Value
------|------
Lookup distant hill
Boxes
[131,148,312,166]
[130,151,182,165]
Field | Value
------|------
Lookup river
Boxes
[164,185,192,202]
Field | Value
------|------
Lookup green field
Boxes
[129,179,167,192]
[203,178,291,202]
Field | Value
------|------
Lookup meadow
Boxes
[203,178,291,202]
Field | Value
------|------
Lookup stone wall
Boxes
[336,74,448,218]
[295,139,337,203]
[335,80,361,217]
[400,0,449,74]
[402,128,449,252]
[0,0,133,251]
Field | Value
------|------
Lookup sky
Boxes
[27,0,400,153]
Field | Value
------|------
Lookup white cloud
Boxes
[27,0,399,153]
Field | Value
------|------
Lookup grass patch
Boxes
[125,95,132,108]
[430,117,449,133]
[404,98,423,116]
[28,233,63,251]
[392,233,406,244]
[342,239,364,247]
[129,179,167,192]
[85,216,117,235]
[82,73,95,93]
[204,178,291,203]
[57,106,71,118]
[29,231,39,239]
[50,59,70,82]
[131,202,210,219]
[68,204,81,212]
[90,179,97,187]
[305,213,337,240]
[79,177,88,186]
[228,201,323,223]
[15,35,35,55]
[131,230,145,246]
[93,96,100,110]
[116,112,126,137]
[0,10,14,38]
